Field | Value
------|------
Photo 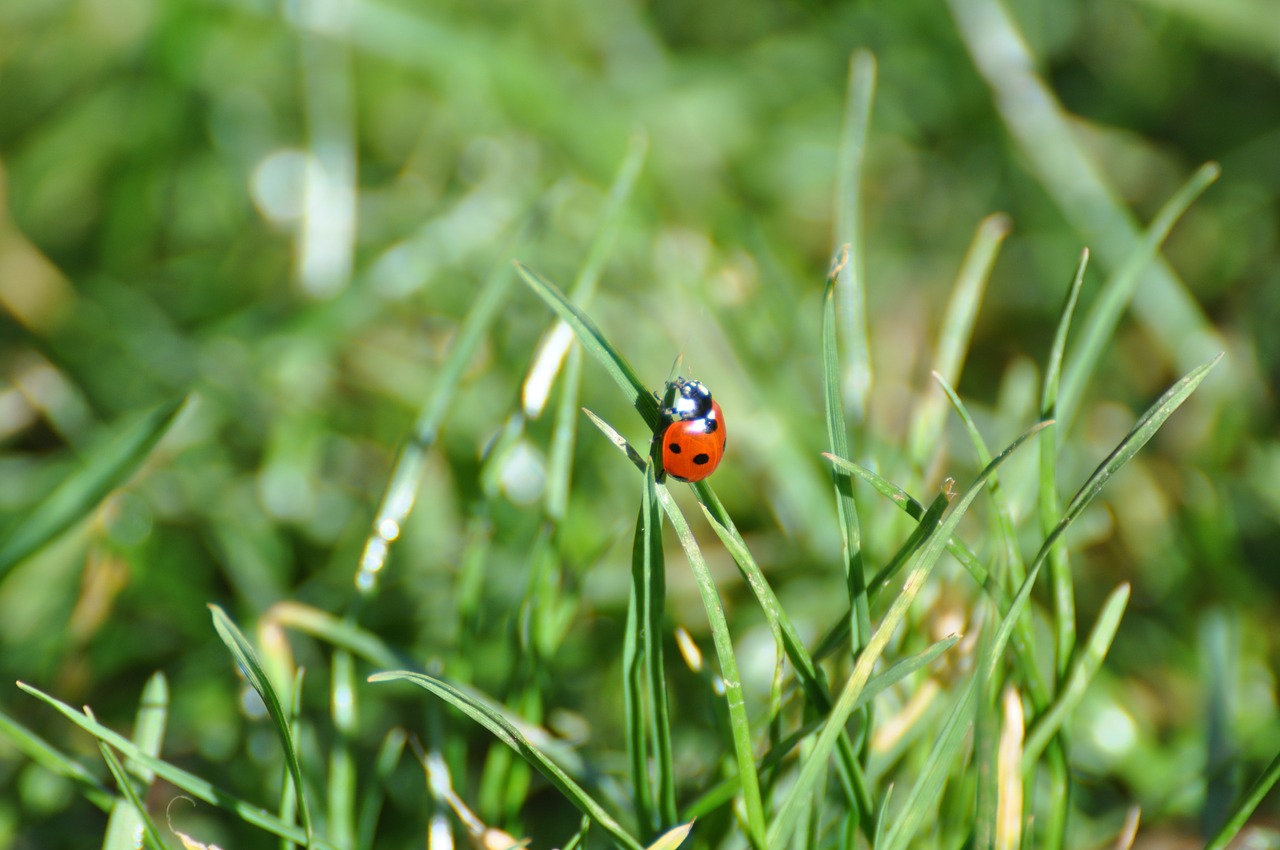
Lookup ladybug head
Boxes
[662,378,713,422]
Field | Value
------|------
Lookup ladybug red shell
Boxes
[655,378,726,483]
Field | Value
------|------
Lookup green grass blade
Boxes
[823,248,869,652]
[515,262,660,430]
[209,605,315,849]
[1031,354,1223,577]
[546,341,584,522]
[103,672,168,850]
[653,483,765,848]
[833,49,877,419]
[368,670,644,850]
[1022,582,1130,769]
[0,394,187,577]
[947,0,1226,382]
[645,470,677,827]
[267,601,405,668]
[97,736,167,850]
[1205,747,1280,850]
[909,213,1010,466]
[1057,163,1221,434]
[356,256,518,593]
[624,496,656,834]
[0,706,113,810]
[17,682,331,848]
[768,420,1050,846]
[356,728,407,850]
[1041,252,1089,680]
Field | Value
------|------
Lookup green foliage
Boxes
[1,0,1278,849]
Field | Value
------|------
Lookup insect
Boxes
[654,377,726,483]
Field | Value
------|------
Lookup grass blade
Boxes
[356,728,407,850]
[0,394,187,577]
[515,262,660,430]
[823,248,869,652]
[103,672,168,850]
[909,213,1010,466]
[652,481,765,848]
[833,49,877,419]
[1041,252,1090,680]
[356,255,518,593]
[645,820,695,850]
[0,706,113,810]
[645,470,677,827]
[1022,583,1130,768]
[1031,354,1223,577]
[97,734,167,850]
[328,648,358,850]
[17,681,330,848]
[209,605,315,849]
[369,670,644,850]
[624,495,656,834]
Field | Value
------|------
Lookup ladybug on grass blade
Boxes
[654,377,726,483]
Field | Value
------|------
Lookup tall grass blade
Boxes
[209,605,316,849]
[909,213,1010,466]
[0,394,187,577]
[624,494,656,834]
[652,483,765,848]
[645,469,677,827]
[1041,251,1089,679]
[368,670,645,850]
[833,49,877,419]
[356,256,518,594]
[823,247,869,651]
[328,648,358,850]
[947,0,1226,382]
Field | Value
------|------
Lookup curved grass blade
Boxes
[98,734,167,850]
[104,672,168,850]
[909,213,1010,466]
[1041,251,1089,680]
[1057,163,1221,434]
[266,601,406,669]
[0,394,187,577]
[1029,354,1223,578]
[16,682,331,848]
[368,670,644,850]
[768,420,1050,846]
[515,262,660,430]
[1022,582,1130,769]
[823,247,869,652]
[0,706,113,810]
[833,50,877,418]
[356,255,518,594]
[209,605,315,849]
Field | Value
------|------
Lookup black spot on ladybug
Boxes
[693,453,710,465]
[706,417,719,433]
[668,443,682,454]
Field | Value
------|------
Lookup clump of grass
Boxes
[0,32,1261,850]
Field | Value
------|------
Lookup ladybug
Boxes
[654,377,726,483]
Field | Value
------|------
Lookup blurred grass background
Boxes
[1,0,1279,847]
